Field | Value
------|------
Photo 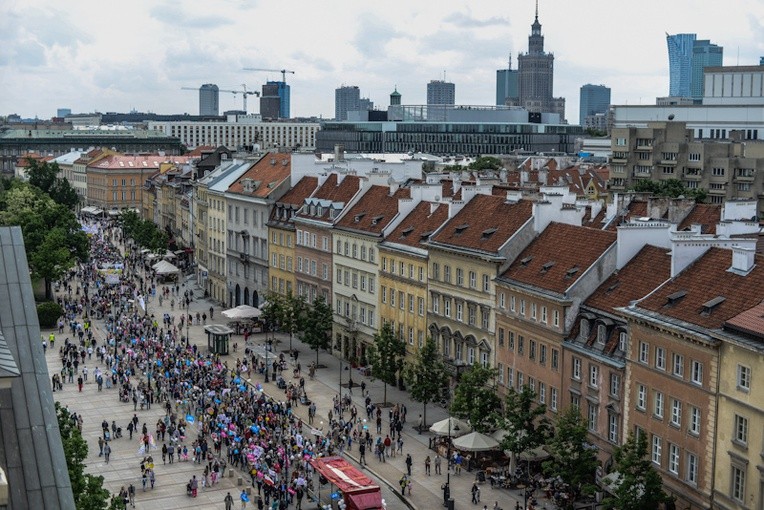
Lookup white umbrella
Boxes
[222,305,262,319]
[429,417,472,437]
[490,429,510,442]
[452,431,500,452]
[151,260,180,275]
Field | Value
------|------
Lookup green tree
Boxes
[56,402,113,509]
[542,406,599,505]
[120,209,168,252]
[468,156,503,171]
[283,293,308,352]
[501,385,551,475]
[449,363,501,433]
[0,183,88,298]
[603,432,669,510]
[629,178,707,203]
[366,322,406,406]
[404,337,449,432]
[299,295,332,366]
[260,292,285,335]
[26,159,79,210]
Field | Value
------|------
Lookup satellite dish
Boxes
[668,114,675,120]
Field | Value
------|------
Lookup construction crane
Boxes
[181,84,260,112]
[242,68,295,84]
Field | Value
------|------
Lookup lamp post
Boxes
[339,359,343,415]
[443,419,460,509]
[264,335,270,383]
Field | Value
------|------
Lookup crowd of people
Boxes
[51,219,358,509]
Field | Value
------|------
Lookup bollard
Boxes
[228,469,234,478]
[237,477,243,486]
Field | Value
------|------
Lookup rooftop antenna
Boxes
[508,53,512,70]
[443,70,447,81]
[535,0,539,20]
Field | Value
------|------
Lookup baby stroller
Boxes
[276,376,287,390]
[104,431,111,442]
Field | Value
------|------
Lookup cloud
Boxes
[149,3,233,29]
[352,13,402,59]
[444,12,508,28]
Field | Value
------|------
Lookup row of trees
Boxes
[120,209,169,252]
[629,178,708,203]
[0,162,89,299]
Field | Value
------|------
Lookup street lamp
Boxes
[443,419,460,509]
[264,336,270,383]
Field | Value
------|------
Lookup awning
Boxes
[345,490,383,510]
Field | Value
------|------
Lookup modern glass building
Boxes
[579,84,611,125]
[335,86,361,121]
[199,84,220,116]
[496,67,519,106]
[691,40,723,100]
[667,33,697,97]
[426,80,456,105]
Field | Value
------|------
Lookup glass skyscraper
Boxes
[579,84,611,125]
[667,33,696,97]
[691,40,723,100]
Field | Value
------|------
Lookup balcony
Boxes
[239,252,250,265]
[660,159,677,166]
[611,156,627,164]
[683,172,702,180]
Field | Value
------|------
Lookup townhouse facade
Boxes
[225,153,291,308]
[267,176,319,297]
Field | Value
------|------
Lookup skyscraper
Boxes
[667,33,696,97]
[335,86,361,121]
[579,84,611,125]
[199,84,219,116]
[275,81,290,118]
[260,82,281,119]
[691,40,723,100]
[496,55,519,106]
[517,2,565,121]
[426,80,455,105]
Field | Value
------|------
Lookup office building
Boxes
[427,80,455,105]
[691,40,723,100]
[275,81,290,119]
[335,86,361,121]
[56,108,71,118]
[199,84,220,116]
[516,3,565,120]
[667,33,696,97]
[496,56,519,106]
[260,82,281,120]
[579,84,611,125]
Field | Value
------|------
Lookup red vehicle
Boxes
[310,456,384,510]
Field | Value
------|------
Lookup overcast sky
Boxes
[2,0,763,123]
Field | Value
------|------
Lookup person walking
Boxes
[471,482,480,504]
[128,484,135,507]
[358,442,366,466]
[405,453,413,476]
[98,436,104,457]
[224,492,234,510]
[103,442,111,463]
[434,454,442,475]
[425,455,431,475]
[240,489,249,509]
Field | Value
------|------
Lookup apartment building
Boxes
[267,176,319,297]
[225,153,292,308]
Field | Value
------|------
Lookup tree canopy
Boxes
[603,432,669,510]
[404,337,449,429]
[468,156,503,171]
[298,295,332,366]
[367,322,406,405]
[629,178,707,203]
[26,159,79,210]
[121,209,168,252]
[449,363,501,433]
[500,385,550,458]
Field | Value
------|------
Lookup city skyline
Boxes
[1,0,762,122]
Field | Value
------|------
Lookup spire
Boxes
[535,0,539,21]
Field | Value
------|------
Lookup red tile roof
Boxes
[638,247,764,329]
[677,203,721,234]
[500,223,616,294]
[277,176,318,207]
[335,185,410,235]
[430,194,533,253]
[89,154,192,170]
[585,245,672,311]
[605,200,649,231]
[295,173,361,221]
[227,154,291,198]
[724,301,764,338]
[384,201,449,248]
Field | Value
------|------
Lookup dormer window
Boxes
[541,261,555,273]
[401,227,414,238]
[597,324,607,344]
[316,206,323,216]
[565,266,580,278]
[666,290,686,305]
[481,227,497,239]
[354,212,366,223]
[520,256,533,266]
[701,296,725,316]
[580,319,590,340]
[371,215,384,226]
[455,224,469,234]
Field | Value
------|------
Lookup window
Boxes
[520,299,526,316]
[539,345,547,364]
[508,331,515,350]
[498,328,505,347]
[408,327,414,345]
[322,237,329,251]
[553,309,560,327]
[571,393,580,409]
[655,346,666,370]
[390,290,395,307]
[517,372,524,388]
[408,264,414,278]
[670,399,681,427]
[587,403,598,431]
[418,297,424,316]
[610,373,620,397]
[457,269,464,287]
[551,349,559,370]
[589,365,599,387]
[507,367,514,388]
[691,360,703,385]
[432,263,440,280]
[734,414,748,445]
[360,275,367,290]
[608,414,618,443]
[443,265,451,283]
[686,453,698,484]
[369,248,375,262]
[639,341,649,363]
[668,444,680,475]
[573,358,581,380]
[510,295,516,312]
[399,261,404,275]
[731,465,745,502]
[467,347,475,365]
[517,336,524,355]
[322,264,329,280]
[539,382,546,403]
[408,294,414,312]
[653,391,664,418]
[456,302,463,322]
[652,435,662,465]
[531,303,537,320]
[712,167,725,176]
[636,384,646,410]
[444,299,451,317]
[672,353,684,378]
[540,306,547,324]
[352,244,358,258]
[597,324,607,344]
[418,266,424,281]
[499,293,506,309]
[381,286,386,304]
[529,340,536,360]
[498,363,505,384]
[550,387,558,411]
[360,245,367,260]
[737,364,751,391]
[398,291,404,309]
[482,274,489,292]
[382,257,387,271]
[689,406,701,435]
[432,295,439,314]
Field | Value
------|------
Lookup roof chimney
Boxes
[730,246,756,275]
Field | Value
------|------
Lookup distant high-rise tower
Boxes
[390,87,401,106]
[579,84,611,125]
[427,80,455,105]
[666,33,696,97]
[260,82,281,119]
[691,40,723,99]
[517,1,565,121]
[496,55,519,106]
[199,84,219,116]
[335,86,361,121]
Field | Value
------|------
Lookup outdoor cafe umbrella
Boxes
[429,417,472,437]
[452,431,500,452]
[222,304,262,320]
